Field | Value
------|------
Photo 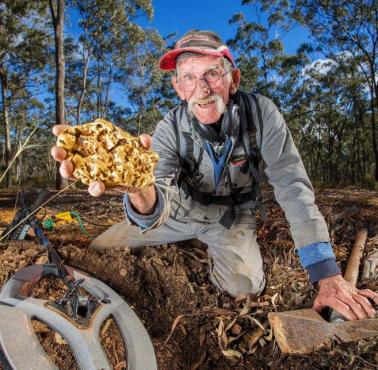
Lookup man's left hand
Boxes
[313,274,378,320]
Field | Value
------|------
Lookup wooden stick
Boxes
[344,228,368,285]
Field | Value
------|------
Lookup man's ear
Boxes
[230,68,241,95]
[172,76,186,100]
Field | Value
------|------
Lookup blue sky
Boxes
[65,1,310,109]
[67,1,309,56]
[138,0,309,54]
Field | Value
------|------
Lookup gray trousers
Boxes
[90,214,266,298]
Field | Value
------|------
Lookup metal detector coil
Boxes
[0,264,157,370]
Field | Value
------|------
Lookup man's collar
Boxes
[184,101,240,143]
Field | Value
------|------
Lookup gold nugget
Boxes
[56,119,159,188]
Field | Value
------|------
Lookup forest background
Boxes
[1,0,377,191]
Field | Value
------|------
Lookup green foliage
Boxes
[1,0,178,188]
[0,0,51,187]
[64,0,174,136]
[2,0,376,189]
[229,0,377,187]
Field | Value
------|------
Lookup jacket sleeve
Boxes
[298,242,341,282]
[256,95,330,248]
[123,109,181,231]
[256,95,341,281]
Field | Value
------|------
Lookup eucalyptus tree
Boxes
[229,0,377,186]
[65,0,163,131]
[246,0,378,182]
[49,0,70,190]
[283,0,377,182]
[0,0,50,187]
[228,0,297,105]
[116,29,179,135]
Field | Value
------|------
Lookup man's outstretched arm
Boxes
[256,95,378,320]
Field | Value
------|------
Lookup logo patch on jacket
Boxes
[230,155,248,167]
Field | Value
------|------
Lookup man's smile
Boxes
[194,96,216,109]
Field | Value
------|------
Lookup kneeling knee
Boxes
[222,273,266,298]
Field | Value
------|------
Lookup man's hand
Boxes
[50,124,153,197]
[313,274,378,320]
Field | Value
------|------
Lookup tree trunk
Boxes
[96,49,102,118]
[50,0,67,190]
[370,92,378,181]
[102,63,112,118]
[372,69,378,181]
[76,51,90,125]
[0,67,12,188]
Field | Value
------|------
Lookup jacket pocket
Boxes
[228,156,253,189]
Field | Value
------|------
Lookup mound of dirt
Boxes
[0,187,377,369]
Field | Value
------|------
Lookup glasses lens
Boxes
[204,70,222,86]
[179,75,196,91]
[178,68,232,91]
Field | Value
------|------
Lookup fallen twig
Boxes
[0,123,40,184]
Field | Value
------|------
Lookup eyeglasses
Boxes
[177,67,234,92]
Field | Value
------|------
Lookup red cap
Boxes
[159,30,235,71]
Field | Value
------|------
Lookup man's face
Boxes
[172,55,239,124]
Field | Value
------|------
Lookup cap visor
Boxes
[159,47,226,70]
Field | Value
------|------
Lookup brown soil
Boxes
[0,187,377,369]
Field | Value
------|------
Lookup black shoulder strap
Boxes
[237,91,263,179]
[172,106,203,188]
[250,93,263,149]
[172,106,183,163]
[237,91,268,221]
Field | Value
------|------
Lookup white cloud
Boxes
[302,58,337,76]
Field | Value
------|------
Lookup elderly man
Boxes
[52,30,378,320]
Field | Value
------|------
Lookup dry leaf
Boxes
[217,318,228,349]
[179,324,187,336]
[217,317,224,337]
[191,350,206,370]
[163,314,185,348]
[199,330,206,347]
[34,255,48,265]
[234,293,249,303]
[271,293,279,306]
[101,317,113,335]
[239,297,251,316]
[221,349,243,361]
[248,316,265,331]
[114,361,127,370]
[247,327,264,349]
[250,301,269,308]
[248,344,258,354]
[228,330,247,345]
[225,316,237,332]
[54,332,67,345]
[119,268,127,277]
[32,321,49,333]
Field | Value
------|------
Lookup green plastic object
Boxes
[42,218,55,231]
[42,211,94,239]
